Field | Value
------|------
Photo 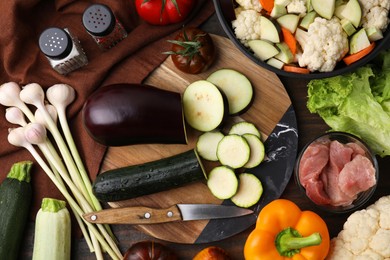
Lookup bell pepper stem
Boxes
[275,227,322,257]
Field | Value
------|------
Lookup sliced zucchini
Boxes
[277,14,300,33]
[207,166,238,200]
[228,121,261,138]
[231,173,263,208]
[196,131,225,161]
[243,134,265,168]
[183,80,227,132]
[217,135,250,169]
[207,69,253,115]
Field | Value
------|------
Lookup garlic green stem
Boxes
[20,84,93,206]
[7,128,121,260]
[47,84,101,209]
[57,110,101,210]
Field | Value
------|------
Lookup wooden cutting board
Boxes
[100,34,292,244]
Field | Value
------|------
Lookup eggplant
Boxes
[82,84,187,146]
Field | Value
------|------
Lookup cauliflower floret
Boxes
[232,9,262,45]
[369,229,390,258]
[326,195,390,259]
[287,0,307,15]
[297,17,348,72]
[236,0,262,12]
[359,0,390,31]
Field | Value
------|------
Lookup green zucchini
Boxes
[93,149,206,202]
[0,161,33,260]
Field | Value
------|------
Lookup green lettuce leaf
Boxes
[307,54,390,157]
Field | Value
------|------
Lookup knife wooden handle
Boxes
[83,205,182,224]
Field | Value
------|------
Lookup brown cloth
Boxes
[0,0,215,216]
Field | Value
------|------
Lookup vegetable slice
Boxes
[343,42,376,65]
[183,80,227,132]
[196,131,225,161]
[231,173,263,208]
[228,121,261,138]
[243,134,265,168]
[217,134,250,169]
[281,27,297,55]
[207,166,238,199]
[283,65,311,74]
[207,69,253,115]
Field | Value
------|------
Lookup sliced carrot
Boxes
[259,0,274,13]
[343,42,376,65]
[283,65,310,74]
[281,27,297,56]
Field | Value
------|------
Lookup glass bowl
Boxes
[294,132,379,213]
[213,0,390,79]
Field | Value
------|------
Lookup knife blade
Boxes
[83,204,254,225]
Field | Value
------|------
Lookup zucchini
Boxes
[228,121,261,138]
[207,166,238,200]
[32,198,71,260]
[0,161,33,260]
[231,173,263,208]
[242,134,265,169]
[196,130,225,161]
[82,83,187,146]
[93,149,207,202]
[217,134,250,169]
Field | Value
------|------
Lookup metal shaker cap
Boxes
[39,27,73,60]
[82,4,115,37]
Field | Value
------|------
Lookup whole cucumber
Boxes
[93,149,206,202]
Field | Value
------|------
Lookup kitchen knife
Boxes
[83,204,254,225]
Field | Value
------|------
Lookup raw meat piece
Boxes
[338,154,376,198]
[299,141,329,187]
[325,140,356,206]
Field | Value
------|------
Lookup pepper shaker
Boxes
[39,27,88,75]
[82,4,128,50]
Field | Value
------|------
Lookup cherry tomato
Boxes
[135,0,195,25]
[168,27,216,74]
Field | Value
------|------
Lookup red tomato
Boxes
[135,0,195,25]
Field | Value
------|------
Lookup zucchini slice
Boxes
[217,135,250,169]
[243,134,265,168]
[183,80,227,132]
[231,173,263,208]
[228,121,261,139]
[196,131,225,161]
[92,149,207,202]
[207,166,238,199]
[207,69,253,115]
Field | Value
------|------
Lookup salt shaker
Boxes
[38,27,88,75]
[82,4,128,50]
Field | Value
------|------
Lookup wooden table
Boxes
[21,13,390,260]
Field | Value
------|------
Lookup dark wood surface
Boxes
[21,13,390,260]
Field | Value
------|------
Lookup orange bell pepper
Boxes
[244,199,330,260]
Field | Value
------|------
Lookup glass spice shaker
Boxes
[82,4,128,50]
[38,27,88,75]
